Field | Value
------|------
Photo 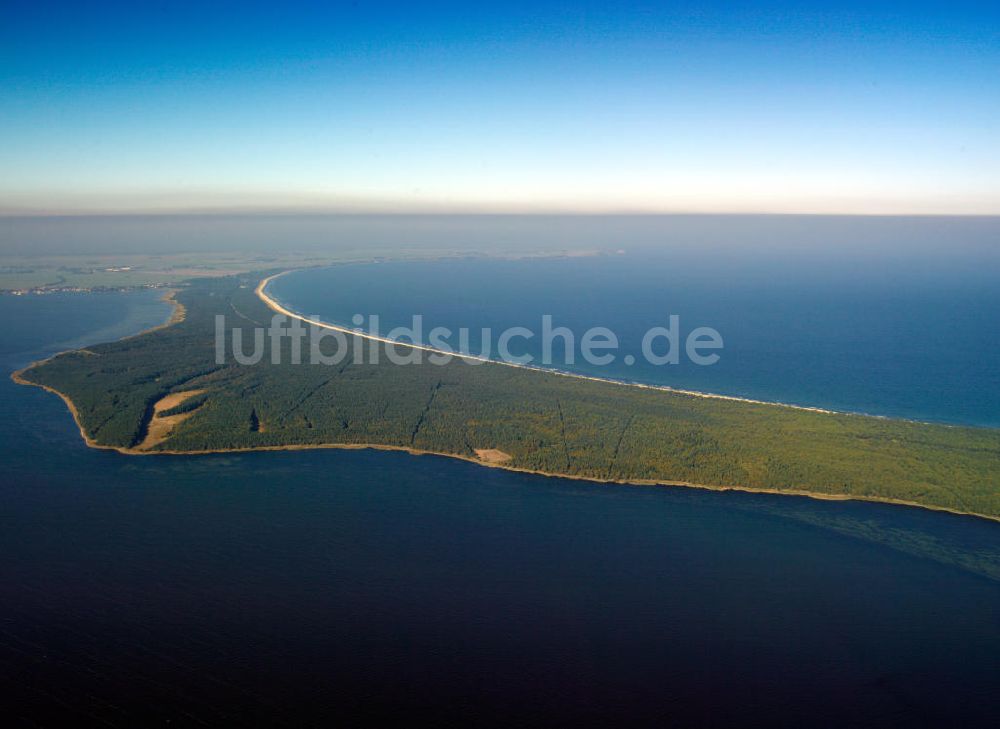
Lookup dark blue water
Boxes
[2,291,1000,726]
[271,247,1000,427]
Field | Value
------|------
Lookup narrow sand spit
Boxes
[255,273,853,418]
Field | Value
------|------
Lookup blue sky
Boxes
[1,1,998,214]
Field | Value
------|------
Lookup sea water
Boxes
[1,285,999,724]
[271,243,1000,427]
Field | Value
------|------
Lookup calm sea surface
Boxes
[271,248,1000,427]
[2,289,999,726]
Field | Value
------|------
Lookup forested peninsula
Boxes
[13,271,1000,521]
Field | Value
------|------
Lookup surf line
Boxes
[255,270,856,419]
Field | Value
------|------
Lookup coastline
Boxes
[126,287,186,337]
[256,270,930,424]
[10,273,1000,524]
[10,286,186,450]
[9,387,1000,524]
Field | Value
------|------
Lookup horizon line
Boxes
[3,206,1000,220]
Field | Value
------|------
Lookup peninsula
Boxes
[13,270,1000,520]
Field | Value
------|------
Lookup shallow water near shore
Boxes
[2,290,1000,725]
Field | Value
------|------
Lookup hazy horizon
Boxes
[3,1,998,216]
[3,212,999,258]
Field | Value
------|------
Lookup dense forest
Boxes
[17,272,1000,519]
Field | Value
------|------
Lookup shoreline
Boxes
[257,270,946,425]
[257,272,844,415]
[11,273,1000,525]
[10,287,186,449]
[9,389,1000,524]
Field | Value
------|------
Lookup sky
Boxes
[1,1,998,215]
